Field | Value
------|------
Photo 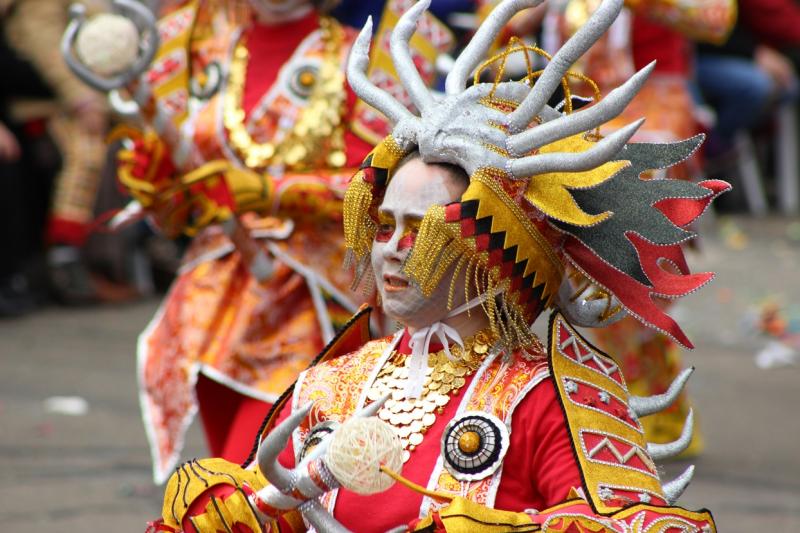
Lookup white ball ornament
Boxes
[324,417,403,495]
[75,13,141,76]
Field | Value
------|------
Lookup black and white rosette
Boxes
[441,411,510,481]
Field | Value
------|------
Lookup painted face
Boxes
[371,158,468,330]
[248,0,313,23]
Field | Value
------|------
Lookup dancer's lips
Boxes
[383,274,409,293]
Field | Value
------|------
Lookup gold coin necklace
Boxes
[365,330,496,463]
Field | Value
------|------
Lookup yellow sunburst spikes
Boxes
[525,133,628,227]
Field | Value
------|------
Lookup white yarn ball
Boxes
[324,417,403,495]
[75,13,141,76]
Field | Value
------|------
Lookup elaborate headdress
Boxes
[344,0,728,349]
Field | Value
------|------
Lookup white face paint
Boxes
[370,158,468,330]
[248,0,313,24]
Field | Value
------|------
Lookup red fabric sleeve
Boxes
[740,0,800,48]
[495,376,585,512]
[196,373,273,462]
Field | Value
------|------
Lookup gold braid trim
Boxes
[474,36,602,135]
[403,167,565,348]
[548,314,668,514]
[376,134,408,162]
[343,135,411,286]
[401,205,517,346]
[343,170,376,279]
[402,205,460,296]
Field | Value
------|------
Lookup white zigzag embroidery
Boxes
[559,324,619,377]
[586,436,656,475]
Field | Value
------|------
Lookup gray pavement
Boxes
[1,215,799,532]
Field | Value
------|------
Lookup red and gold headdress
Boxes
[344,0,728,349]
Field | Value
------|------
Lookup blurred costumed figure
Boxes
[2,0,111,304]
[151,1,728,531]
[62,0,453,482]
[748,299,800,369]
[540,0,736,456]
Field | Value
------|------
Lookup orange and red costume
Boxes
[152,312,716,532]
[111,0,452,482]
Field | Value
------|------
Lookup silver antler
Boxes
[505,0,624,132]
[629,368,694,418]
[445,0,545,95]
[347,17,416,127]
[628,368,697,503]
[109,89,141,118]
[507,118,644,177]
[506,61,655,156]
[300,500,353,533]
[647,409,694,460]
[555,275,626,328]
[663,465,695,505]
[347,0,648,181]
[257,402,313,488]
[390,0,437,114]
[61,0,160,92]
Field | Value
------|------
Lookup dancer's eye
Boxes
[375,223,395,242]
[375,212,395,242]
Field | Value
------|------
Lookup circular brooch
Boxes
[298,420,339,462]
[441,411,510,481]
[289,65,319,99]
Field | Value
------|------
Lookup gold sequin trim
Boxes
[223,16,347,171]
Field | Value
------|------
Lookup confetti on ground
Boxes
[755,340,798,369]
[43,396,89,416]
[785,221,800,243]
[719,219,749,251]
[717,287,733,304]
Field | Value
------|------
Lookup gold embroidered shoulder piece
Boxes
[548,313,668,513]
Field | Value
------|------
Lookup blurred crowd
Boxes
[1,0,798,318]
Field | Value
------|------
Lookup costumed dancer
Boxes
[3,0,111,304]
[541,0,736,456]
[152,0,727,531]
[60,0,453,482]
